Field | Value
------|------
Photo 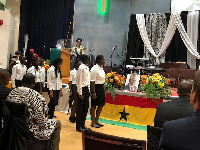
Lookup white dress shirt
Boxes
[11,63,27,88]
[39,66,46,84]
[47,66,62,91]
[69,68,77,85]
[90,64,105,84]
[76,63,90,95]
[27,66,42,83]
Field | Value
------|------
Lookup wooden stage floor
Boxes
[55,111,147,150]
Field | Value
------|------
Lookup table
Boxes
[100,91,163,126]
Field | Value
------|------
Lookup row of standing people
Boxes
[69,54,106,132]
[11,55,63,119]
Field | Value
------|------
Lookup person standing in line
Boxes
[11,56,27,88]
[47,58,63,119]
[76,54,91,132]
[90,55,106,128]
[69,59,82,123]
[27,58,43,94]
[39,58,46,89]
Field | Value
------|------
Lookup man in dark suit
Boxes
[0,69,10,132]
[154,80,193,128]
[159,70,200,150]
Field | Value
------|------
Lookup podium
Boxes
[61,48,72,83]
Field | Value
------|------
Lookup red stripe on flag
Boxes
[105,93,163,108]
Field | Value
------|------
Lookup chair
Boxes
[147,125,162,150]
[160,69,169,78]
[168,68,181,88]
[0,101,52,150]
[179,69,196,81]
[82,129,146,150]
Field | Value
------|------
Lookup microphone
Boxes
[113,46,117,50]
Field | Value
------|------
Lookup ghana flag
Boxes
[100,93,163,127]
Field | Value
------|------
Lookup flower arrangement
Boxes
[105,72,126,99]
[138,73,171,100]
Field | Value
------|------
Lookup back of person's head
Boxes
[192,70,200,100]
[15,51,21,56]
[95,55,104,64]
[22,73,35,88]
[52,58,63,78]
[0,69,10,85]
[81,54,89,63]
[74,58,81,69]
[52,58,63,67]
[177,80,193,97]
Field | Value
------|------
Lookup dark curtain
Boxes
[18,0,75,60]
[126,12,188,65]
[126,14,144,65]
[165,11,188,62]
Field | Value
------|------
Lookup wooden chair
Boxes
[179,69,196,81]
[82,129,146,150]
[160,69,169,78]
[147,125,162,150]
[168,68,181,88]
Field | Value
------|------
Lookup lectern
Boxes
[61,48,72,83]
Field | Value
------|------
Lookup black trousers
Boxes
[33,82,41,93]
[48,90,60,118]
[76,87,90,129]
[15,80,22,88]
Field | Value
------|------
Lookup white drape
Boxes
[136,14,176,64]
[136,13,200,65]
[187,11,199,69]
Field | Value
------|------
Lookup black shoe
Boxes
[82,126,91,130]
[53,115,57,118]
[69,117,76,123]
[76,127,83,132]
[90,124,100,128]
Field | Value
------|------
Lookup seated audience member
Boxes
[11,56,27,88]
[6,73,61,150]
[124,74,138,92]
[0,69,10,133]
[154,80,193,128]
[159,70,200,150]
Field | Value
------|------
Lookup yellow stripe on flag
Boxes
[100,103,156,126]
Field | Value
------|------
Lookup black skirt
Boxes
[71,84,78,99]
[91,84,105,106]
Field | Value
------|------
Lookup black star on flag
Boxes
[119,107,129,121]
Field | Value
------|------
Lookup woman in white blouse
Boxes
[47,58,63,119]
[90,55,106,128]
[27,58,42,94]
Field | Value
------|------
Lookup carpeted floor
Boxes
[55,111,147,150]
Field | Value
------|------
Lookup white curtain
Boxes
[136,14,176,64]
[136,13,200,66]
[187,11,199,69]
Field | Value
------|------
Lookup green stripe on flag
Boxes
[86,117,147,131]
